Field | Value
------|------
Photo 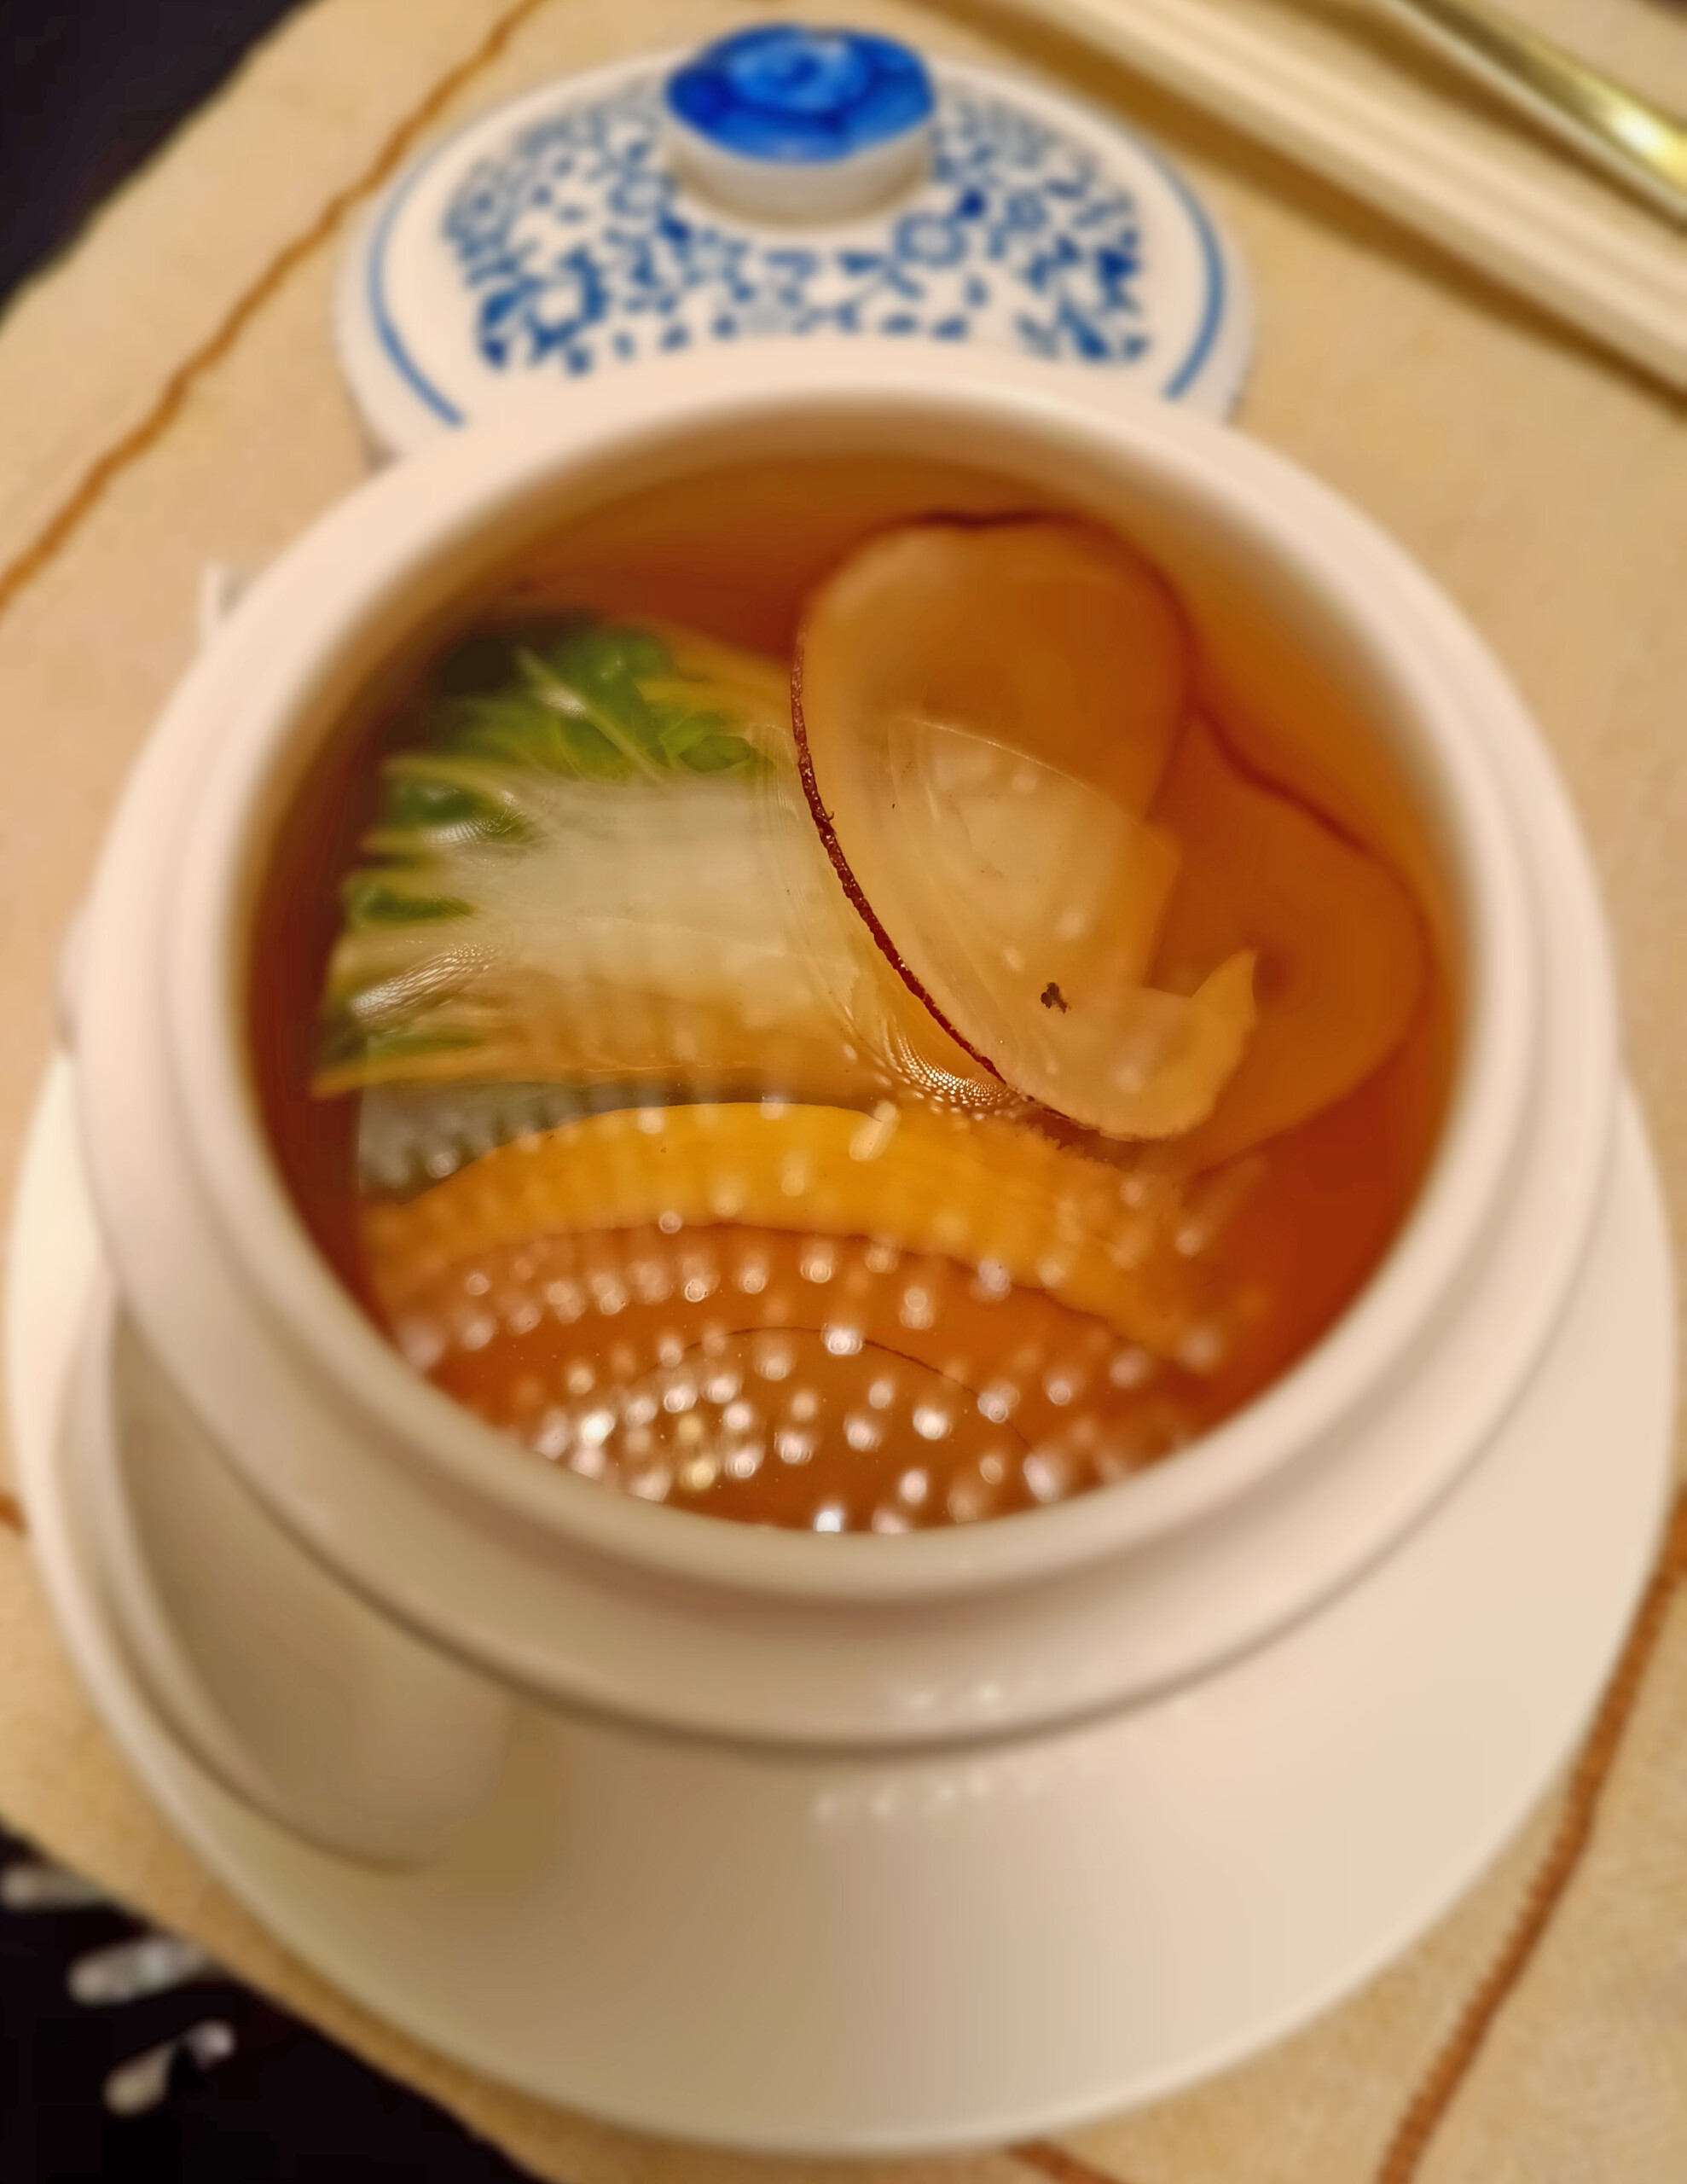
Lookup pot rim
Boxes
[154,344,1538,1606]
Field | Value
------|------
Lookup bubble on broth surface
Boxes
[522,1323,1042,1530]
[369,1215,1248,1530]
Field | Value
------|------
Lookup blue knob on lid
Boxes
[664,26,935,220]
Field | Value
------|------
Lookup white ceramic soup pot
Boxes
[63,341,1625,2134]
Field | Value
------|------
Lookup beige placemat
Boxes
[1,3,1683,2179]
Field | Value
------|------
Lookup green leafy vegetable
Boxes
[414,616,772,786]
[313,610,996,1112]
[341,873,472,930]
[316,614,819,1094]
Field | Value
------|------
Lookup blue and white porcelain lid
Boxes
[336,26,1252,459]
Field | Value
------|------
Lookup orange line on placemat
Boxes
[0,1490,23,1534]
[1015,2138,1133,2183]
[0,0,560,629]
[1376,1482,1687,2183]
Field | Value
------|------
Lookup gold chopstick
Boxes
[1369,0,1687,224]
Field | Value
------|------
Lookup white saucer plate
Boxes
[9,1061,1674,2154]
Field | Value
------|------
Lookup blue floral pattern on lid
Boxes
[440,84,1159,380]
[338,44,1253,455]
[664,25,933,162]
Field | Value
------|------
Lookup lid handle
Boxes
[664,25,935,222]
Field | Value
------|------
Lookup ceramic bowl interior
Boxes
[166,352,1532,1606]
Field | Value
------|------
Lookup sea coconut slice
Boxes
[793,516,1258,1138]
[1151,717,1429,1168]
